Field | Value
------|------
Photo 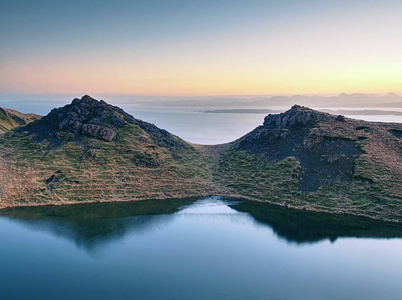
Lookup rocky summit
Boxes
[0,96,212,208]
[0,97,401,223]
[22,95,135,143]
[235,105,363,192]
[214,105,402,222]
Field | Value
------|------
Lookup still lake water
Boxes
[1,197,402,300]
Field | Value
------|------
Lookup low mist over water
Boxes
[1,94,401,144]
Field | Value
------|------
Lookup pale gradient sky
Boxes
[1,0,401,96]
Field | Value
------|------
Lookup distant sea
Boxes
[1,98,401,144]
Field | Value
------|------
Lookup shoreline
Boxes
[1,193,401,225]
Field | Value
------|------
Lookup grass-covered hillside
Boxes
[0,98,401,222]
[0,96,213,208]
[0,107,41,133]
[212,105,402,222]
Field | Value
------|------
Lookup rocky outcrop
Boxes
[263,105,332,129]
[81,124,116,142]
[236,105,363,192]
[0,95,210,211]
[38,95,135,142]
[20,95,192,151]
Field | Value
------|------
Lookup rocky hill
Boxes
[0,96,213,207]
[214,105,402,222]
[0,97,401,222]
[0,107,41,133]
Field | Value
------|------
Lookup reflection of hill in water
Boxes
[1,198,401,251]
[229,200,402,244]
[0,198,196,253]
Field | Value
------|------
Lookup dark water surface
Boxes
[0,197,401,300]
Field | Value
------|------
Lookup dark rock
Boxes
[263,105,332,129]
[335,115,346,122]
[356,126,369,130]
[22,95,136,143]
[17,95,191,159]
[136,120,191,154]
[82,124,116,141]
[390,129,402,139]
[45,170,64,194]
[138,136,152,144]
[303,128,325,149]
[133,151,164,168]
[237,105,362,192]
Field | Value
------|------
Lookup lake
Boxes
[1,197,401,300]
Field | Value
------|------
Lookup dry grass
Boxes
[0,109,401,223]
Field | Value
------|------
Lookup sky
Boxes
[1,0,401,97]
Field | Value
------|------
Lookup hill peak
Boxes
[71,94,100,104]
[263,105,332,128]
[31,95,136,142]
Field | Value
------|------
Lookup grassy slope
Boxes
[0,107,41,133]
[0,100,401,223]
[0,122,214,208]
[211,116,402,222]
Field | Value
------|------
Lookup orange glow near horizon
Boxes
[1,1,401,97]
[2,56,401,96]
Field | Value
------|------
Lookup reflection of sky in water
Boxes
[1,197,402,299]
[178,197,240,214]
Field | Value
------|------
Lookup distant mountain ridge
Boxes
[0,96,401,223]
[264,92,402,107]
[144,92,402,108]
[200,108,402,116]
